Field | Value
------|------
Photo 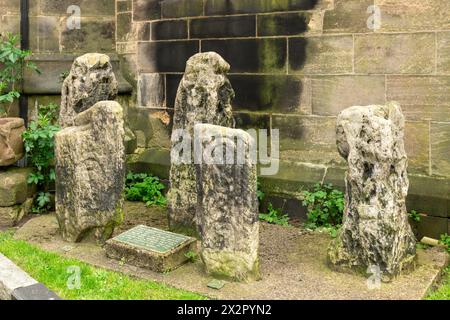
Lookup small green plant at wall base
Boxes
[125,172,167,207]
[409,210,421,222]
[23,103,60,213]
[259,203,290,226]
[256,180,265,203]
[0,33,39,116]
[32,192,52,214]
[302,183,344,229]
[440,234,450,253]
[184,251,199,263]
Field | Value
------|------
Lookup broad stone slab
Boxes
[289,35,354,74]
[105,225,197,273]
[59,53,118,128]
[168,52,234,230]
[0,198,33,228]
[375,0,450,32]
[55,101,125,243]
[328,102,417,281]
[195,124,260,282]
[386,76,450,121]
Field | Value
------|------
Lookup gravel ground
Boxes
[12,202,449,300]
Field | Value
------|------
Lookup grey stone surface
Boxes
[0,253,37,300]
[55,101,126,243]
[328,102,417,281]
[59,53,118,128]
[195,124,260,282]
[12,283,61,300]
[167,52,234,230]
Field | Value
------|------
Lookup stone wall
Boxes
[117,0,450,238]
[0,0,115,54]
[0,0,128,120]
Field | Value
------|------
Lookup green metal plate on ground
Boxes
[113,225,192,254]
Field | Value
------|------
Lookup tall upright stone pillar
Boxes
[195,124,260,282]
[55,101,126,243]
[59,53,118,128]
[167,52,234,231]
[55,53,123,243]
[328,102,416,280]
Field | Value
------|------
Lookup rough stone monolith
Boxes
[55,101,125,243]
[59,53,118,128]
[167,52,234,231]
[328,102,416,281]
[195,124,260,282]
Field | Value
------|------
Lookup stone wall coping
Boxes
[0,252,37,299]
[0,252,61,300]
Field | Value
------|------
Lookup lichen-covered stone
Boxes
[328,102,417,281]
[167,52,234,230]
[55,101,125,243]
[195,124,260,282]
[59,53,118,128]
[0,118,25,166]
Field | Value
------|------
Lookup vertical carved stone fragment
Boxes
[55,101,125,243]
[195,124,260,282]
[168,52,234,230]
[328,102,416,280]
[59,53,118,128]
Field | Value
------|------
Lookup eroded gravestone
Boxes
[59,53,118,128]
[55,101,125,243]
[328,102,416,281]
[195,124,260,282]
[167,52,234,231]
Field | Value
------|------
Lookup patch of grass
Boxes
[0,231,206,300]
[426,267,450,300]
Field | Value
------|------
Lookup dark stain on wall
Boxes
[138,0,319,114]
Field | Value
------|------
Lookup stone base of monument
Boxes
[105,225,197,273]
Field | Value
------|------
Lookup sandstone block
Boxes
[167,52,234,230]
